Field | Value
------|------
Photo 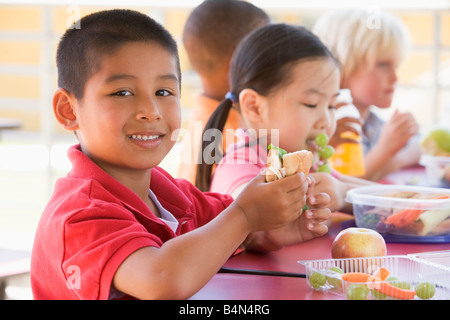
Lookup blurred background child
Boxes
[178,0,270,184]
[313,9,421,181]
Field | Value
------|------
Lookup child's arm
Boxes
[363,110,419,181]
[309,172,376,213]
[113,172,307,300]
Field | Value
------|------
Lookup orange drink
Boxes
[331,131,366,176]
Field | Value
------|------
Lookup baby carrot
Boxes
[386,208,423,227]
[341,272,373,283]
[386,194,450,227]
[373,267,390,281]
[373,281,416,300]
[343,269,416,299]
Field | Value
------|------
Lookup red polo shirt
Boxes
[31,144,233,300]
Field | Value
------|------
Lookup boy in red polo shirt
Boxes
[30,9,331,300]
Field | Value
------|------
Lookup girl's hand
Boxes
[244,191,331,252]
[309,172,350,212]
[233,170,308,233]
[276,191,332,244]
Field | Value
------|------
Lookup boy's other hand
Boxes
[379,109,418,154]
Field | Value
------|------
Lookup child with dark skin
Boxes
[178,0,270,184]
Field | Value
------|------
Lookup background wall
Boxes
[0,0,449,245]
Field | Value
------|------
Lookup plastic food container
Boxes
[408,250,450,270]
[420,155,450,188]
[346,185,450,237]
[299,253,450,300]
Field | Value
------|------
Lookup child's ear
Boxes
[53,88,79,131]
[239,88,266,124]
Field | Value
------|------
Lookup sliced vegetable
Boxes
[417,209,450,236]
[267,144,287,159]
[386,208,423,227]
[385,194,449,228]
[342,269,415,300]
[373,267,390,281]
[373,281,416,300]
[341,272,373,283]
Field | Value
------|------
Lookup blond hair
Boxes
[313,9,410,84]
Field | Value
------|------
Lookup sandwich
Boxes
[265,144,313,182]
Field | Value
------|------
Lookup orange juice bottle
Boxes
[330,90,366,176]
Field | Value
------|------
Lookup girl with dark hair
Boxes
[197,23,373,213]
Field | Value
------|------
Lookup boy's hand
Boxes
[233,170,308,233]
[329,117,363,148]
[378,110,418,154]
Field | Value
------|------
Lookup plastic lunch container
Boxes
[420,154,450,188]
[299,253,450,300]
[345,185,450,237]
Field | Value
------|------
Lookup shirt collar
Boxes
[67,144,194,219]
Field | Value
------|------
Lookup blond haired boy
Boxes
[314,9,421,181]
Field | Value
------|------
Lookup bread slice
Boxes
[265,148,313,182]
[283,150,313,177]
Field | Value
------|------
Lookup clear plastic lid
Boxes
[345,185,450,210]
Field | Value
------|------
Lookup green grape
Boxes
[371,289,386,300]
[385,276,398,282]
[318,164,332,173]
[315,133,329,147]
[309,272,327,289]
[346,284,368,300]
[327,267,343,288]
[328,266,343,274]
[392,281,411,290]
[415,282,436,299]
[319,145,335,159]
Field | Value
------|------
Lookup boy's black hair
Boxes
[183,0,270,76]
[57,9,181,99]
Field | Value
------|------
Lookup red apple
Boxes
[331,227,387,259]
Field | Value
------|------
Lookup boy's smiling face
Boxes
[66,41,181,174]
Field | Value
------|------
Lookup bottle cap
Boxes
[336,89,353,105]
[335,104,361,120]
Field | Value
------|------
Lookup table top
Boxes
[190,212,450,300]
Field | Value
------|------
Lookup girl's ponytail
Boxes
[195,92,237,191]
